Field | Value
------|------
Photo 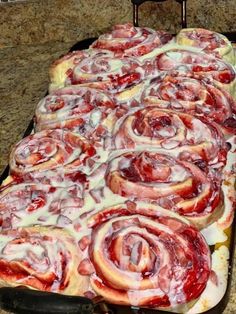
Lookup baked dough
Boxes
[176,28,235,66]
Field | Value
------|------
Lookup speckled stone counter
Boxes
[0,0,236,48]
[0,41,235,314]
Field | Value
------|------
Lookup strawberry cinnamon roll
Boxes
[70,54,144,92]
[49,49,113,91]
[176,28,235,65]
[91,23,172,57]
[0,226,89,295]
[87,202,211,308]
[142,75,236,135]
[106,152,223,228]
[151,49,236,96]
[9,129,98,178]
[0,182,84,231]
[35,86,117,141]
[49,49,90,91]
[113,107,227,167]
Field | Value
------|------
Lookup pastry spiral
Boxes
[142,75,236,135]
[91,23,172,57]
[87,202,211,307]
[0,182,84,231]
[49,49,90,91]
[0,226,89,295]
[176,28,235,65]
[150,49,236,96]
[35,86,117,141]
[49,49,113,91]
[9,129,98,177]
[113,107,228,166]
[70,54,144,92]
[105,151,223,228]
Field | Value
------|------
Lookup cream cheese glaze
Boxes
[0,182,85,231]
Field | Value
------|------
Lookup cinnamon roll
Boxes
[87,202,211,308]
[148,49,236,97]
[0,226,89,295]
[91,23,172,57]
[49,49,113,91]
[0,182,84,231]
[176,28,235,65]
[105,151,223,229]
[35,86,117,141]
[9,129,99,178]
[70,54,144,92]
[142,75,236,135]
[113,107,228,167]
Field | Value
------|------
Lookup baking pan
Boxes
[0,0,236,311]
[0,31,235,314]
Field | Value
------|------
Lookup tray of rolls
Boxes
[0,24,235,314]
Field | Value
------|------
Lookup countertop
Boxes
[0,42,235,314]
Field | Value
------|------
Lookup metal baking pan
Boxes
[0,34,235,314]
[0,1,236,313]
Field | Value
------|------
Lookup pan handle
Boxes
[0,287,94,314]
[131,0,187,28]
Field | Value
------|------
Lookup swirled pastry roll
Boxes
[112,107,228,167]
[105,151,223,229]
[49,49,90,91]
[9,129,99,178]
[86,202,211,308]
[49,49,113,91]
[70,54,144,93]
[0,226,90,295]
[0,182,84,231]
[176,28,235,65]
[91,23,172,57]
[35,86,117,141]
[148,49,236,97]
[142,75,236,135]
